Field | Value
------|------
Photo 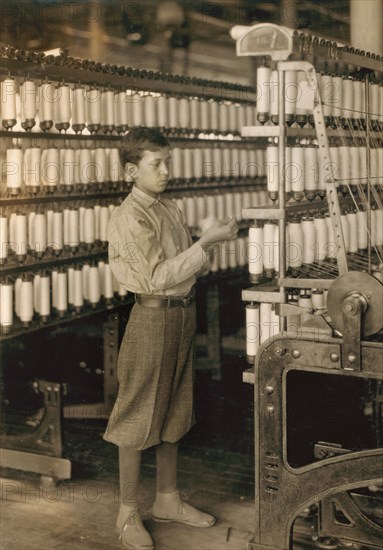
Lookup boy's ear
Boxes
[125,162,138,182]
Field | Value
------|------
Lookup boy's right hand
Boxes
[199,216,238,247]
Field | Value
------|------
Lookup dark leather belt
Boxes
[135,288,195,308]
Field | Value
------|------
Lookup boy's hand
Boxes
[199,216,239,248]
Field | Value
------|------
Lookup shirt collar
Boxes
[131,185,162,207]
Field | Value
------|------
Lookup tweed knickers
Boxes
[103,301,197,449]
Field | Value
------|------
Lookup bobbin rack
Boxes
[0,47,272,479]
[231,23,383,550]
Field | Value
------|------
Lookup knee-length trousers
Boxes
[103,301,196,450]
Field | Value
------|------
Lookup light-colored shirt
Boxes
[107,186,209,296]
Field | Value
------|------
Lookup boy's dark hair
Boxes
[119,128,170,167]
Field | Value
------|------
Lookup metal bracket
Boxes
[341,293,367,371]
[314,441,351,461]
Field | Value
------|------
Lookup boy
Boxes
[105,127,238,549]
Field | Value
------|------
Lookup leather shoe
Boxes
[152,491,216,528]
[116,509,154,550]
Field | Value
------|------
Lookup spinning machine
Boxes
[231,23,383,550]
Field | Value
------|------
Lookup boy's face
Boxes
[133,147,171,198]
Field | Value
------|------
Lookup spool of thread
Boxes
[73,266,83,312]
[82,264,90,301]
[237,104,247,131]
[320,75,333,119]
[284,70,297,124]
[338,146,351,187]
[168,96,178,129]
[20,80,36,130]
[178,97,189,129]
[69,208,79,250]
[263,222,276,278]
[42,147,60,192]
[1,78,17,129]
[33,273,40,313]
[85,87,101,132]
[340,212,350,252]
[332,76,343,119]
[296,72,309,125]
[192,148,203,179]
[199,100,209,132]
[325,215,336,259]
[353,80,364,119]
[20,278,34,326]
[62,148,76,190]
[109,148,121,185]
[15,212,27,260]
[357,210,368,250]
[0,281,13,331]
[33,212,47,257]
[304,145,318,200]
[116,91,128,132]
[79,206,85,243]
[190,98,199,131]
[94,205,101,241]
[269,70,279,124]
[132,93,144,127]
[67,266,75,306]
[84,207,95,245]
[313,215,327,262]
[183,148,192,179]
[311,289,325,311]
[342,78,354,121]
[144,94,157,128]
[238,236,248,267]
[185,196,196,227]
[79,148,93,188]
[290,146,305,200]
[195,195,206,223]
[55,84,71,132]
[246,303,260,363]
[6,148,23,195]
[288,219,303,268]
[28,211,36,251]
[248,223,264,283]
[0,214,8,264]
[284,146,292,194]
[93,147,107,188]
[72,86,86,133]
[234,192,243,220]
[171,147,182,180]
[359,146,367,184]
[15,276,22,318]
[104,262,114,304]
[209,100,219,132]
[212,148,222,179]
[39,82,55,130]
[88,265,101,307]
[298,293,313,314]
[157,95,168,128]
[99,206,110,243]
[218,102,229,134]
[224,192,235,218]
[35,271,49,322]
[227,103,237,133]
[56,271,68,317]
[301,217,315,264]
[101,89,115,132]
[203,148,214,178]
[347,211,358,253]
[51,268,58,310]
[216,194,225,219]
[256,66,271,124]
[24,147,41,192]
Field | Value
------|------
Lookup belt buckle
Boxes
[182,295,190,307]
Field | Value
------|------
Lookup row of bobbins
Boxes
[248,208,383,282]
[0,234,251,334]
[0,261,127,332]
[256,66,383,128]
[245,288,328,363]
[2,145,124,195]
[0,78,256,135]
[265,142,383,202]
[0,202,117,264]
